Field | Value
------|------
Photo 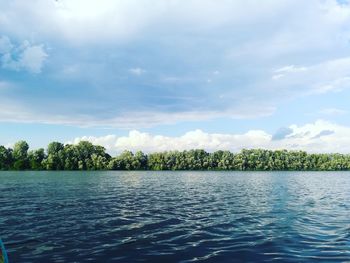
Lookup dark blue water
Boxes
[1,171,350,262]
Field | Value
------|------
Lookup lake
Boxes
[1,171,350,262]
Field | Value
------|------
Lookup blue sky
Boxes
[1,0,350,153]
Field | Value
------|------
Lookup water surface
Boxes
[1,171,350,262]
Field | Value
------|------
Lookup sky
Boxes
[1,0,350,153]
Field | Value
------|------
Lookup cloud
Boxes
[68,129,272,153]
[68,135,118,151]
[274,65,308,74]
[314,76,350,94]
[68,120,350,154]
[280,120,348,152]
[0,97,275,128]
[319,108,347,116]
[1,0,350,130]
[0,0,297,45]
[272,65,307,80]
[129,67,146,76]
[0,37,48,73]
[17,44,48,73]
[311,130,335,139]
[0,36,12,53]
[268,56,350,99]
[272,127,293,140]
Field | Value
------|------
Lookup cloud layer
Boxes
[0,0,349,128]
[68,120,350,154]
[1,1,350,152]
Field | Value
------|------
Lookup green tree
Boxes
[44,142,65,170]
[12,140,29,170]
[0,146,12,170]
[28,148,46,170]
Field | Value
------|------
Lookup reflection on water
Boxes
[1,171,350,262]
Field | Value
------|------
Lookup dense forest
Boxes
[0,140,350,171]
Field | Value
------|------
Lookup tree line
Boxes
[0,140,350,171]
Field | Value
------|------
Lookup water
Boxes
[1,171,350,262]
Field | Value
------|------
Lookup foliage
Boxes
[28,148,46,170]
[2,141,350,171]
[0,146,12,170]
[12,140,29,170]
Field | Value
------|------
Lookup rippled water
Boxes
[1,171,350,262]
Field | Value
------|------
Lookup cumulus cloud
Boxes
[68,129,272,153]
[281,120,348,152]
[0,37,48,73]
[68,135,118,151]
[68,120,350,154]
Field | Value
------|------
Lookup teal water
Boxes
[1,171,350,262]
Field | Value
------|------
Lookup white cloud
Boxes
[303,58,350,94]
[1,0,349,48]
[0,37,48,73]
[129,67,146,76]
[68,120,350,154]
[230,0,350,59]
[4,143,14,149]
[314,76,350,94]
[0,0,294,44]
[272,74,284,80]
[68,135,118,151]
[274,65,308,73]
[272,65,308,80]
[268,57,350,97]
[68,129,272,153]
[275,120,341,152]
